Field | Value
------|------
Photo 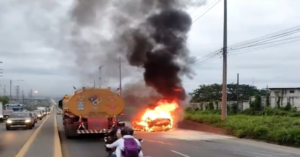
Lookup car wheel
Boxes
[32,123,35,127]
[6,126,10,130]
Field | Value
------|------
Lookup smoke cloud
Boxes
[68,0,202,100]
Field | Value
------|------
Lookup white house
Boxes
[268,87,300,110]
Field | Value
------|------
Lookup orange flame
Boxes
[173,88,183,92]
[134,99,179,132]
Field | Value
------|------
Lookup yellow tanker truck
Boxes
[58,87,125,138]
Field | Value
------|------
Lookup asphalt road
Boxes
[58,115,300,157]
[0,117,44,157]
[138,129,300,157]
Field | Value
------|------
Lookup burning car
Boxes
[132,99,179,132]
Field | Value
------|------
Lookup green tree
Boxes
[266,93,270,107]
[190,84,221,102]
[284,102,292,111]
[0,96,10,107]
[253,95,262,111]
[208,101,214,110]
[191,83,265,102]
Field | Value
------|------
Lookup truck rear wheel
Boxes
[65,129,74,139]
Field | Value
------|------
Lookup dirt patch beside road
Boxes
[177,120,229,135]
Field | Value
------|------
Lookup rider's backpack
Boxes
[123,138,139,157]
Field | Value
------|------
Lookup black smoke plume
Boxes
[68,0,197,100]
[125,8,192,100]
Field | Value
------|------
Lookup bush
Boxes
[185,111,300,146]
[240,107,300,117]
[284,102,292,111]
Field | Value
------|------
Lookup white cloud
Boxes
[0,0,300,98]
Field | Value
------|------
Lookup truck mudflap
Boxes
[76,116,108,134]
[77,129,106,134]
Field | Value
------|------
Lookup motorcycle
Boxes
[104,135,143,157]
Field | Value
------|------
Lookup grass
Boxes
[185,110,300,146]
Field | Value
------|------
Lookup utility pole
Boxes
[93,78,96,88]
[3,85,6,96]
[16,85,20,101]
[0,61,2,96]
[99,65,104,88]
[22,90,24,104]
[30,89,33,99]
[236,73,239,113]
[10,79,12,99]
[221,0,228,121]
[119,57,122,96]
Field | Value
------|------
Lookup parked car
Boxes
[6,112,35,130]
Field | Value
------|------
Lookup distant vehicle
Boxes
[31,112,38,123]
[5,104,23,112]
[46,107,51,115]
[37,107,47,116]
[34,110,43,120]
[6,112,35,130]
[0,102,3,122]
[2,109,14,120]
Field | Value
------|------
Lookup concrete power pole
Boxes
[93,79,96,88]
[221,0,228,121]
[10,79,12,99]
[16,85,20,102]
[3,85,6,96]
[0,61,2,96]
[22,90,24,104]
[99,65,104,88]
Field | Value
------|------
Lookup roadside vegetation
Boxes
[186,84,300,146]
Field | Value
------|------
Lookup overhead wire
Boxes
[227,25,300,49]
[192,0,221,23]
[191,25,300,66]
[188,0,207,15]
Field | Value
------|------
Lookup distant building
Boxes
[269,87,300,110]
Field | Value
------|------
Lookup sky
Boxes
[0,0,299,98]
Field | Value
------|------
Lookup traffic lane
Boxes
[57,115,155,157]
[57,115,108,157]
[0,118,46,157]
[135,129,300,157]
[23,113,55,157]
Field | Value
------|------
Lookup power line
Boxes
[228,26,300,49]
[193,0,221,23]
[188,0,207,15]
[191,24,300,66]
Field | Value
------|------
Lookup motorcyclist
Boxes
[108,121,125,139]
[106,126,143,157]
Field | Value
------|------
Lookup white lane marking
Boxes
[145,139,172,145]
[171,150,190,157]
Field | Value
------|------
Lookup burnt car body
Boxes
[132,118,172,132]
